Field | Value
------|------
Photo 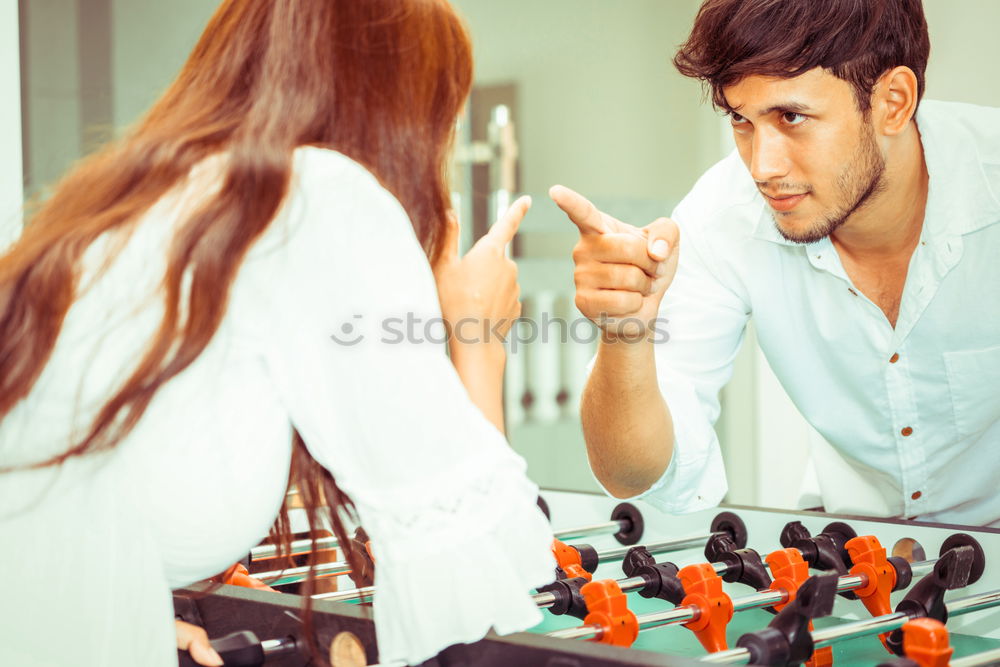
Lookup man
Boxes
[553,0,1000,526]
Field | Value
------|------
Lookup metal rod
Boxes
[636,605,698,630]
[313,586,376,603]
[945,589,1000,616]
[618,576,648,594]
[553,521,626,541]
[951,648,1000,667]
[533,591,557,608]
[812,612,911,647]
[700,589,1000,664]
[545,589,700,640]
[533,576,646,609]
[701,613,911,665]
[260,636,298,657]
[699,648,751,664]
[727,557,934,583]
[548,575,916,648]
[732,590,788,613]
[835,575,866,592]
[598,535,712,563]
[254,560,351,586]
[547,624,603,641]
[813,589,1000,648]
[251,536,339,561]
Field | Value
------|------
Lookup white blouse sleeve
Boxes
[248,148,555,665]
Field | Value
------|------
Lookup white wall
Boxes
[111,0,217,129]
[1,0,23,248]
[21,0,81,198]
[452,0,720,206]
[924,0,1000,107]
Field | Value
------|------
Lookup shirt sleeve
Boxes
[599,194,752,515]
[252,149,554,666]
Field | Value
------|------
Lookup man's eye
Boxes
[729,112,748,125]
[783,112,807,126]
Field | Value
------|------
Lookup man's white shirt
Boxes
[629,99,1000,527]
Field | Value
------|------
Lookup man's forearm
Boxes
[581,336,674,498]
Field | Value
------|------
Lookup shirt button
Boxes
[901,426,913,436]
[889,353,900,363]
[911,491,923,500]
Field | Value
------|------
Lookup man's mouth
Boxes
[763,192,808,212]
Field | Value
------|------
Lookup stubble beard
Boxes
[773,120,888,245]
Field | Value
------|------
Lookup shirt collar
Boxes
[750,99,1000,246]
[916,100,1000,238]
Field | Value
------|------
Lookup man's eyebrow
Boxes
[724,101,815,117]
[761,101,814,115]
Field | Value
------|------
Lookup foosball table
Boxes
[174,489,1000,666]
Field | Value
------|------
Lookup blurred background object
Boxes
[5,0,999,511]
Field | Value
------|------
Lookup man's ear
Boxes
[873,66,919,136]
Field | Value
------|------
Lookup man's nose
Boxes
[749,128,792,183]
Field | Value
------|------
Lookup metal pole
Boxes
[945,590,1000,616]
[547,625,603,641]
[732,590,788,613]
[699,589,1000,664]
[251,536,339,561]
[305,550,937,619]
[547,585,786,641]
[597,535,713,563]
[698,648,752,664]
[553,521,627,541]
[260,636,298,658]
[533,577,647,609]
[313,586,376,603]
[549,564,954,651]
[811,613,911,647]
[951,648,1000,667]
[254,560,351,587]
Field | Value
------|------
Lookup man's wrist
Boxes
[600,329,649,344]
[597,331,656,365]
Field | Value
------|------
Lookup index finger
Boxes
[549,184,608,235]
[484,195,531,247]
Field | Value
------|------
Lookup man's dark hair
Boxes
[674,0,930,113]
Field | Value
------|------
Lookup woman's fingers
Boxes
[176,620,224,666]
[483,195,531,250]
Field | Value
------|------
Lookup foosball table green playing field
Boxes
[175,489,1000,666]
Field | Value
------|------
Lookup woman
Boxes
[0,1,554,665]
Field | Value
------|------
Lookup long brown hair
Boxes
[674,0,930,113]
[1,0,472,650]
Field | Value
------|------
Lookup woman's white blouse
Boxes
[0,147,555,666]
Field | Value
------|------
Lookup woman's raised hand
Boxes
[432,197,530,433]
[433,196,530,343]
